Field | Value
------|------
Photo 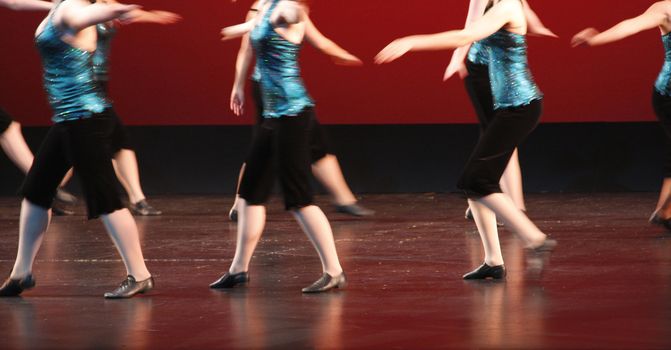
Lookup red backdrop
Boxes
[0,0,662,125]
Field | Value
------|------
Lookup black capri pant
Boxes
[0,106,13,134]
[464,61,496,130]
[457,99,542,198]
[250,80,331,163]
[239,107,316,210]
[652,88,671,178]
[20,109,125,219]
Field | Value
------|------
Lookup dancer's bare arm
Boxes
[0,0,51,11]
[572,2,670,47]
[444,0,489,80]
[377,0,522,64]
[230,4,260,116]
[522,0,557,38]
[58,0,140,32]
[97,0,180,25]
[305,15,362,66]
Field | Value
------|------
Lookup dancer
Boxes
[0,0,78,215]
[377,0,556,280]
[86,0,181,216]
[227,0,372,222]
[212,0,346,293]
[0,0,153,298]
[444,0,556,222]
[572,1,671,230]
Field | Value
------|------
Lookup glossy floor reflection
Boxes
[0,193,670,349]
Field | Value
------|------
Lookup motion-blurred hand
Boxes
[375,38,413,64]
[571,28,599,47]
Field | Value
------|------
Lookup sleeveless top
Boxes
[92,22,117,83]
[35,5,109,123]
[482,30,543,109]
[250,0,314,118]
[655,33,671,95]
[467,40,490,66]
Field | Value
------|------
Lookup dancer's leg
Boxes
[0,121,34,174]
[311,155,357,206]
[113,149,146,204]
[228,199,266,274]
[468,199,504,266]
[10,200,50,279]
[293,205,343,275]
[478,193,546,248]
[101,209,150,280]
[499,149,526,211]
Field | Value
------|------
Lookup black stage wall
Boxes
[0,123,664,196]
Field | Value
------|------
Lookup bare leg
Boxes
[0,122,34,175]
[292,205,343,276]
[10,200,50,279]
[478,193,547,248]
[100,209,151,280]
[113,149,146,204]
[655,178,671,214]
[229,199,266,274]
[468,199,504,266]
[311,155,357,206]
[499,149,526,211]
[229,163,246,216]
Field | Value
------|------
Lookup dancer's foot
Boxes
[649,210,671,231]
[55,188,78,205]
[228,208,238,222]
[104,275,154,299]
[0,274,36,297]
[52,188,77,216]
[302,272,347,293]
[209,271,249,289]
[335,203,374,217]
[530,238,557,253]
[463,263,506,280]
[129,200,162,216]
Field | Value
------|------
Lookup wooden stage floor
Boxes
[0,193,670,349]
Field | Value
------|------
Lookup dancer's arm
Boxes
[95,0,180,25]
[270,0,303,27]
[221,20,255,41]
[0,0,51,11]
[59,0,140,32]
[522,0,557,38]
[230,5,260,116]
[305,15,362,66]
[444,0,489,80]
[572,2,669,47]
[377,0,521,64]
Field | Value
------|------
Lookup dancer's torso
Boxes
[35,3,109,123]
[92,22,116,83]
[250,0,313,118]
[482,30,542,109]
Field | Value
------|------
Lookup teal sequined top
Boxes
[467,40,489,65]
[92,23,117,83]
[655,33,671,95]
[482,30,542,109]
[35,10,109,123]
[250,0,314,118]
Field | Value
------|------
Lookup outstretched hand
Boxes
[149,10,182,25]
[375,38,413,64]
[571,28,599,47]
[443,58,468,81]
[332,53,364,67]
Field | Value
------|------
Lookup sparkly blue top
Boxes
[250,0,314,118]
[655,33,671,95]
[482,30,542,109]
[467,40,489,65]
[35,10,109,123]
[92,23,116,83]
[251,64,261,82]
